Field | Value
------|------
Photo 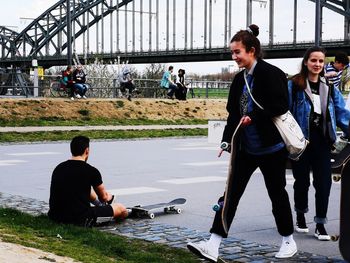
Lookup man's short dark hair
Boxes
[168,66,173,71]
[70,136,90,156]
[335,51,349,65]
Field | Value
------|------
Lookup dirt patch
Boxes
[0,98,228,122]
[0,239,80,263]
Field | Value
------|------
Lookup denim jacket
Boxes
[288,77,350,143]
[288,77,350,144]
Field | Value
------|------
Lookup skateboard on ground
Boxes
[127,198,186,219]
[221,120,243,234]
[331,151,350,262]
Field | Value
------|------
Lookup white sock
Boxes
[282,234,294,243]
[208,233,222,250]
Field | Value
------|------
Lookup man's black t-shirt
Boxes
[48,160,102,224]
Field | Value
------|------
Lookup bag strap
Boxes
[290,81,297,112]
[243,71,264,110]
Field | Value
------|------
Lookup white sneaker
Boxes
[82,95,87,99]
[295,225,309,233]
[75,94,81,99]
[70,97,75,101]
[187,240,218,262]
[275,239,297,258]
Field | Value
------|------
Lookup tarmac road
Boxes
[0,137,342,259]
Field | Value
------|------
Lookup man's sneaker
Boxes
[275,239,297,258]
[82,95,87,99]
[70,97,75,101]
[187,240,218,262]
[76,94,81,99]
[314,224,331,241]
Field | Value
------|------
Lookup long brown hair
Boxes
[291,46,326,90]
[230,24,262,59]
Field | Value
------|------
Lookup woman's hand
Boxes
[240,116,252,127]
[218,148,224,157]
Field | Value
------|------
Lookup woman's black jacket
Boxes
[222,59,289,148]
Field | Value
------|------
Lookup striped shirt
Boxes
[324,63,344,88]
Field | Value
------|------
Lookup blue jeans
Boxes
[167,83,177,97]
[74,83,88,96]
[291,127,332,224]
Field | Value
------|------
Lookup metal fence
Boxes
[1,74,231,99]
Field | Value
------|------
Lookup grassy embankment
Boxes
[0,98,227,142]
[0,208,198,263]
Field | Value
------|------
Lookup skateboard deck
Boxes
[221,120,243,234]
[337,159,350,262]
[331,142,350,174]
[128,198,186,219]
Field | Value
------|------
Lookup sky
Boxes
[0,0,345,75]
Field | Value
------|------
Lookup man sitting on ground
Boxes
[161,65,177,99]
[48,135,128,226]
[119,66,136,101]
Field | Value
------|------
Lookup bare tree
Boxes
[142,63,165,79]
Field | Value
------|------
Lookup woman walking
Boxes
[288,46,350,240]
[187,24,297,262]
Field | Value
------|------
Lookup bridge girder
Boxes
[6,0,133,60]
[308,0,350,18]
[0,26,20,57]
[2,0,350,67]
[2,40,350,69]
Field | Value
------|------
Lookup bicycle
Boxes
[49,80,92,98]
[49,81,69,97]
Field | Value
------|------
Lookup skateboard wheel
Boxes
[148,213,155,219]
[212,204,221,212]
[332,175,341,182]
[331,235,339,241]
[176,208,182,214]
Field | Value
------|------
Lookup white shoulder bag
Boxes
[243,72,308,160]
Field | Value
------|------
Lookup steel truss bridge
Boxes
[1,0,350,68]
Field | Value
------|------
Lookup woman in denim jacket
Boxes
[288,46,350,240]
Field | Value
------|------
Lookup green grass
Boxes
[0,118,207,127]
[0,128,207,143]
[190,88,228,99]
[0,208,198,263]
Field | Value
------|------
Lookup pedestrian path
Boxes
[0,192,344,263]
[0,124,207,133]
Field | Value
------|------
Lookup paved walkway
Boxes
[0,124,208,133]
[0,192,344,263]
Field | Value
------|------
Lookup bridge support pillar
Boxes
[66,0,72,66]
[344,0,350,41]
[269,0,274,46]
[246,0,252,26]
[315,0,321,46]
[32,59,39,97]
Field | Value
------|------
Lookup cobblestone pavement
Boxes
[0,192,344,263]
